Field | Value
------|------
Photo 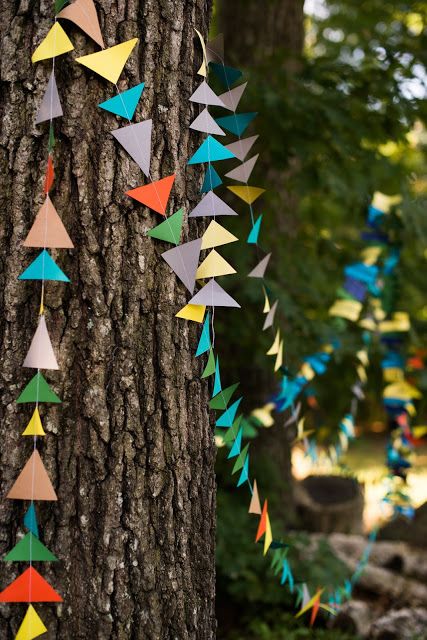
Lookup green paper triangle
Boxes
[147,208,184,245]
[55,0,68,13]
[201,348,216,378]
[232,443,250,474]
[17,373,61,404]
[209,383,240,410]
[223,415,243,444]
[4,533,57,562]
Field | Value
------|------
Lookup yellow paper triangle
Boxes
[262,287,270,313]
[76,38,138,84]
[32,22,74,63]
[295,589,324,618]
[227,185,265,205]
[266,330,280,356]
[15,605,47,640]
[274,340,284,372]
[263,513,273,555]
[201,220,238,250]
[176,304,206,323]
[22,408,46,437]
[300,362,315,381]
[196,249,236,279]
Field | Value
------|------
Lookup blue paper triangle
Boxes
[18,250,69,282]
[237,454,249,487]
[188,136,236,165]
[210,62,242,87]
[228,427,243,459]
[212,357,222,397]
[216,397,242,427]
[24,503,39,538]
[247,215,263,244]
[99,83,145,119]
[215,113,257,137]
[201,164,223,192]
[196,312,211,357]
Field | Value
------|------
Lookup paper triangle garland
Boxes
[32,22,74,63]
[209,382,239,410]
[188,136,236,165]
[226,155,259,183]
[175,304,205,323]
[228,427,243,459]
[202,220,238,250]
[23,316,58,370]
[226,135,259,162]
[7,451,57,501]
[263,300,278,330]
[22,408,45,437]
[24,196,73,249]
[201,348,216,378]
[219,82,248,111]
[126,174,175,215]
[4,533,57,562]
[147,208,183,244]
[248,253,271,278]
[112,120,152,176]
[35,72,63,125]
[247,215,263,244]
[210,62,242,87]
[255,500,268,542]
[161,238,202,293]
[227,185,265,205]
[189,191,238,218]
[201,165,223,193]
[190,80,226,108]
[17,373,61,404]
[216,398,242,427]
[190,108,225,136]
[196,249,236,279]
[24,504,39,537]
[196,313,211,356]
[76,38,138,84]
[249,480,262,514]
[189,279,240,308]
[0,567,62,602]
[15,604,47,639]
[212,357,222,397]
[216,112,257,137]
[19,250,69,282]
[58,0,104,47]
[99,83,145,119]
[232,443,249,473]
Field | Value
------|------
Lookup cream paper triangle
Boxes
[267,330,280,356]
[196,250,236,279]
[23,316,58,370]
[201,220,238,250]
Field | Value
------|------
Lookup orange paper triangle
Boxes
[249,479,262,515]
[255,499,268,542]
[7,450,57,501]
[126,174,175,215]
[43,156,54,194]
[24,196,73,249]
[0,567,62,602]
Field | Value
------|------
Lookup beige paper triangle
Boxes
[266,329,280,356]
[58,0,104,48]
[201,220,238,250]
[7,450,57,501]
[23,316,59,370]
[249,480,262,515]
[196,249,236,279]
[274,340,284,372]
[23,196,73,249]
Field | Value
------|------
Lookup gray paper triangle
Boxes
[248,253,271,278]
[190,80,226,108]
[206,33,224,64]
[225,154,259,183]
[189,279,240,308]
[263,300,278,330]
[189,191,238,218]
[162,238,202,294]
[35,71,63,125]
[190,108,225,136]
[226,135,259,162]
[219,83,247,112]
[111,120,152,177]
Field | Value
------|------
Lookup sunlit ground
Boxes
[292,433,427,531]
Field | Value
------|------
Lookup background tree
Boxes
[0,1,216,638]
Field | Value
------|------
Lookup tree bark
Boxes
[0,1,215,638]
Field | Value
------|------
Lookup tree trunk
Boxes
[0,1,216,638]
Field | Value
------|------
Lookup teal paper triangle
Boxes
[209,383,240,410]
[212,357,221,396]
[188,136,236,165]
[24,503,39,538]
[147,208,184,245]
[215,113,257,137]
[99,83,145,119]
[196,313,211,357]
[247,215,263,244]
[18,250,69,282]
[216,397,242,427]
[201,165,222,193]
[228,427,243,459]
[223,416,243,444]
[210,62,242,87]
[232,443,249,474]
[237,455,250,487]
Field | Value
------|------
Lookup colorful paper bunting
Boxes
[161,238,202,293]
[189,279,240,308]
[22,408,45,436]
[126,174,175,215]
[7,451,57,501]
[19,250,69,282]
[190,108,225,136]
[99,83,145,119]
[248,253,271,278]
[76,38,138,84]
[23,316,58,370]
[35,72,63,125]
[225,155,259,183]
[31,23,74,63]
[201,165,223,192]
[190,80,226,108]
[17,373,61,404]
[216,112,257,136]
[226,135,259,162]
[147,208,184,244]
[201,220,238,249]
[4,533,57,562]
[196,249,236,279]
[188,135,236,165]
[0,567,62,602]
[227,185,265,205]
[189,191,238,218]
[247,214,263,244]
[219,83,248,112]
[15,604,47,640]
[23,196,73,249]
[112,120,152,176]
[58,0,104,47]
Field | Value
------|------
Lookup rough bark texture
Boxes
[0,1,216,638]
